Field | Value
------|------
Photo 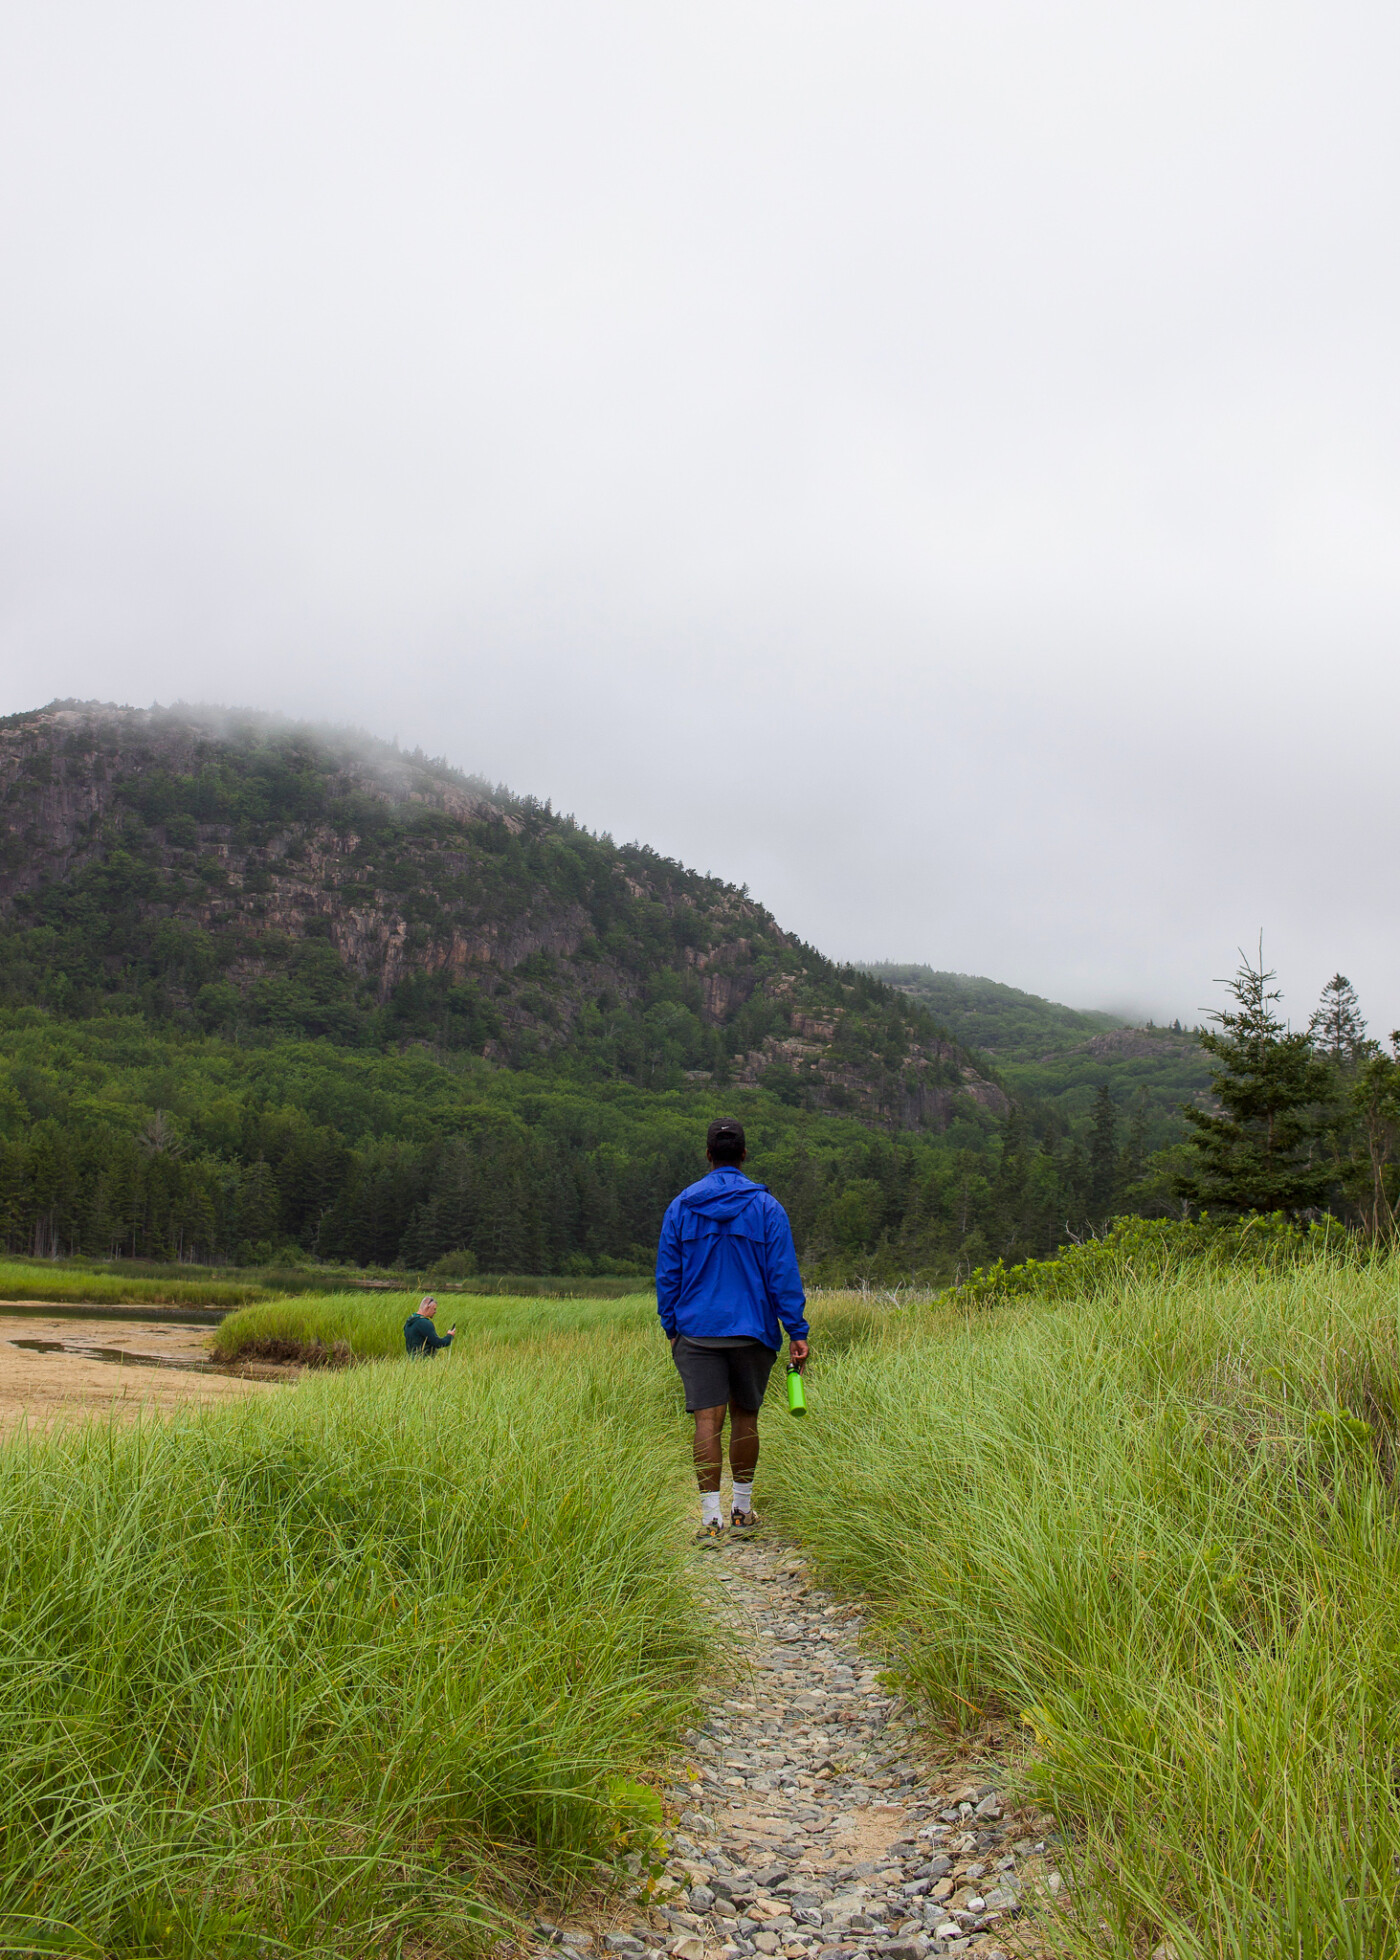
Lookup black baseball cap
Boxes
[707,1118,746,1153]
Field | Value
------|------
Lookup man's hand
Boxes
[448,1325,457,1336]
[789,1338,809,1371]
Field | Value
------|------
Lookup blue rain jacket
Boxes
[656,1167,808,1350]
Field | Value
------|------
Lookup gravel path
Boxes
[535,1535,1069,1960]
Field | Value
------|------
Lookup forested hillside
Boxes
[2,704,1000,1127]
[0,701,1190,1279]
[865,962,1212,1151]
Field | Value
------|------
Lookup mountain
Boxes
[0,704,1213,1278]
[0,701,1005,1131]
[862,963,1212,1149]
[862,966,1127,1057]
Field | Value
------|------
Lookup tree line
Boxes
[0,1008,1187,1281]
[2,950,1386,1282]
[1172,953,1400,1232]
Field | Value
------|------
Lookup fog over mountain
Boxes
[2,4,1397,1029]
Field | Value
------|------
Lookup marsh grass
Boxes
[0,1260,270,1309]
[769,1265,1400,1959]
[213,1290,657,1363]
[0,1320,708,1957]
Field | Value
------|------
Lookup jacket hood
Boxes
[678,1169,768,1223]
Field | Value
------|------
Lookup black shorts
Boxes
[670,1336,777,1413]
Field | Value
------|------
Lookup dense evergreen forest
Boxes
[1,704,1390,1278]
[863,963,1213,1150]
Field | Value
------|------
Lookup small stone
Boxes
[982,1889,1017,1912]
[1151,1946,1177,1960]
[689,1888,716,1911]
[933,1924,960,1942]
[1045,1873,1063,1896]
[670,1943,706,1960]
[606,1941,646,1955]
[561,1938,594,1953]
[754,1938,781,1956]
[972,1797,1001,1821]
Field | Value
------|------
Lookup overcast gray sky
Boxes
[2,3,1398,1031]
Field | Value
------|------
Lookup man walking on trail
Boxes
[403,1296,456,1357]
[656,1118,809,1541]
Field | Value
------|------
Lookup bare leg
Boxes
[729,1403,759,1482]
[693,1404,726,1493]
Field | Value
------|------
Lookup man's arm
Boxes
[764,1199,809,1345]
[655,1201,682,1337]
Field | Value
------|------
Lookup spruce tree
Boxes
[1175,949,1333,1215]
[1120,1087,1150,1193]
[1347,1044,1400,1238]
[1087,1085,1119,1219]
[1308,974,1369,1064]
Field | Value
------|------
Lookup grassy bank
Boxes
[213,1288,657,1363]
[0,1259,271,1309]
[0,1321,707,1957]
[767,1264,1400,1958]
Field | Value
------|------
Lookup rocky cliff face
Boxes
[0,701,1007,1129]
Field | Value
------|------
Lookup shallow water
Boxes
[0,1300,226,1326]
[6,1335,224,1376]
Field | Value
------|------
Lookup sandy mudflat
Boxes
[0,1313,279,1435]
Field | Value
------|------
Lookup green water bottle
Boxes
[786,1364,807,1417]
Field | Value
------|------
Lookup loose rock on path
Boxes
[532,1536,1070,1960]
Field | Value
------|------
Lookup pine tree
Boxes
[1347,1045,1400,1238]
[1119,1088,1150,1193]
[1087,1085,1119,1219]
[1308,974,1369,1064]
[1176,949,1333,1215]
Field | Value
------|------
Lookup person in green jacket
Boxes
[403,1296,456,1356]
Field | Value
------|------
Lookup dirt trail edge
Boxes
[527,1536,1072,1960]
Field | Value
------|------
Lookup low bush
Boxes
[945,1209,1347,1310]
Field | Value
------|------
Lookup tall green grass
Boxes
[213,1289,657,1362]
[0,1260,270,1309]
[0,1321,708,1957]
[769,1267,1400,1959]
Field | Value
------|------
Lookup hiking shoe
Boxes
[730,1508,760,1533]
[695,1518,726,1544]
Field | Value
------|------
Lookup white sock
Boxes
[731,1480,754,1516]
[701,1490,723,1526]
